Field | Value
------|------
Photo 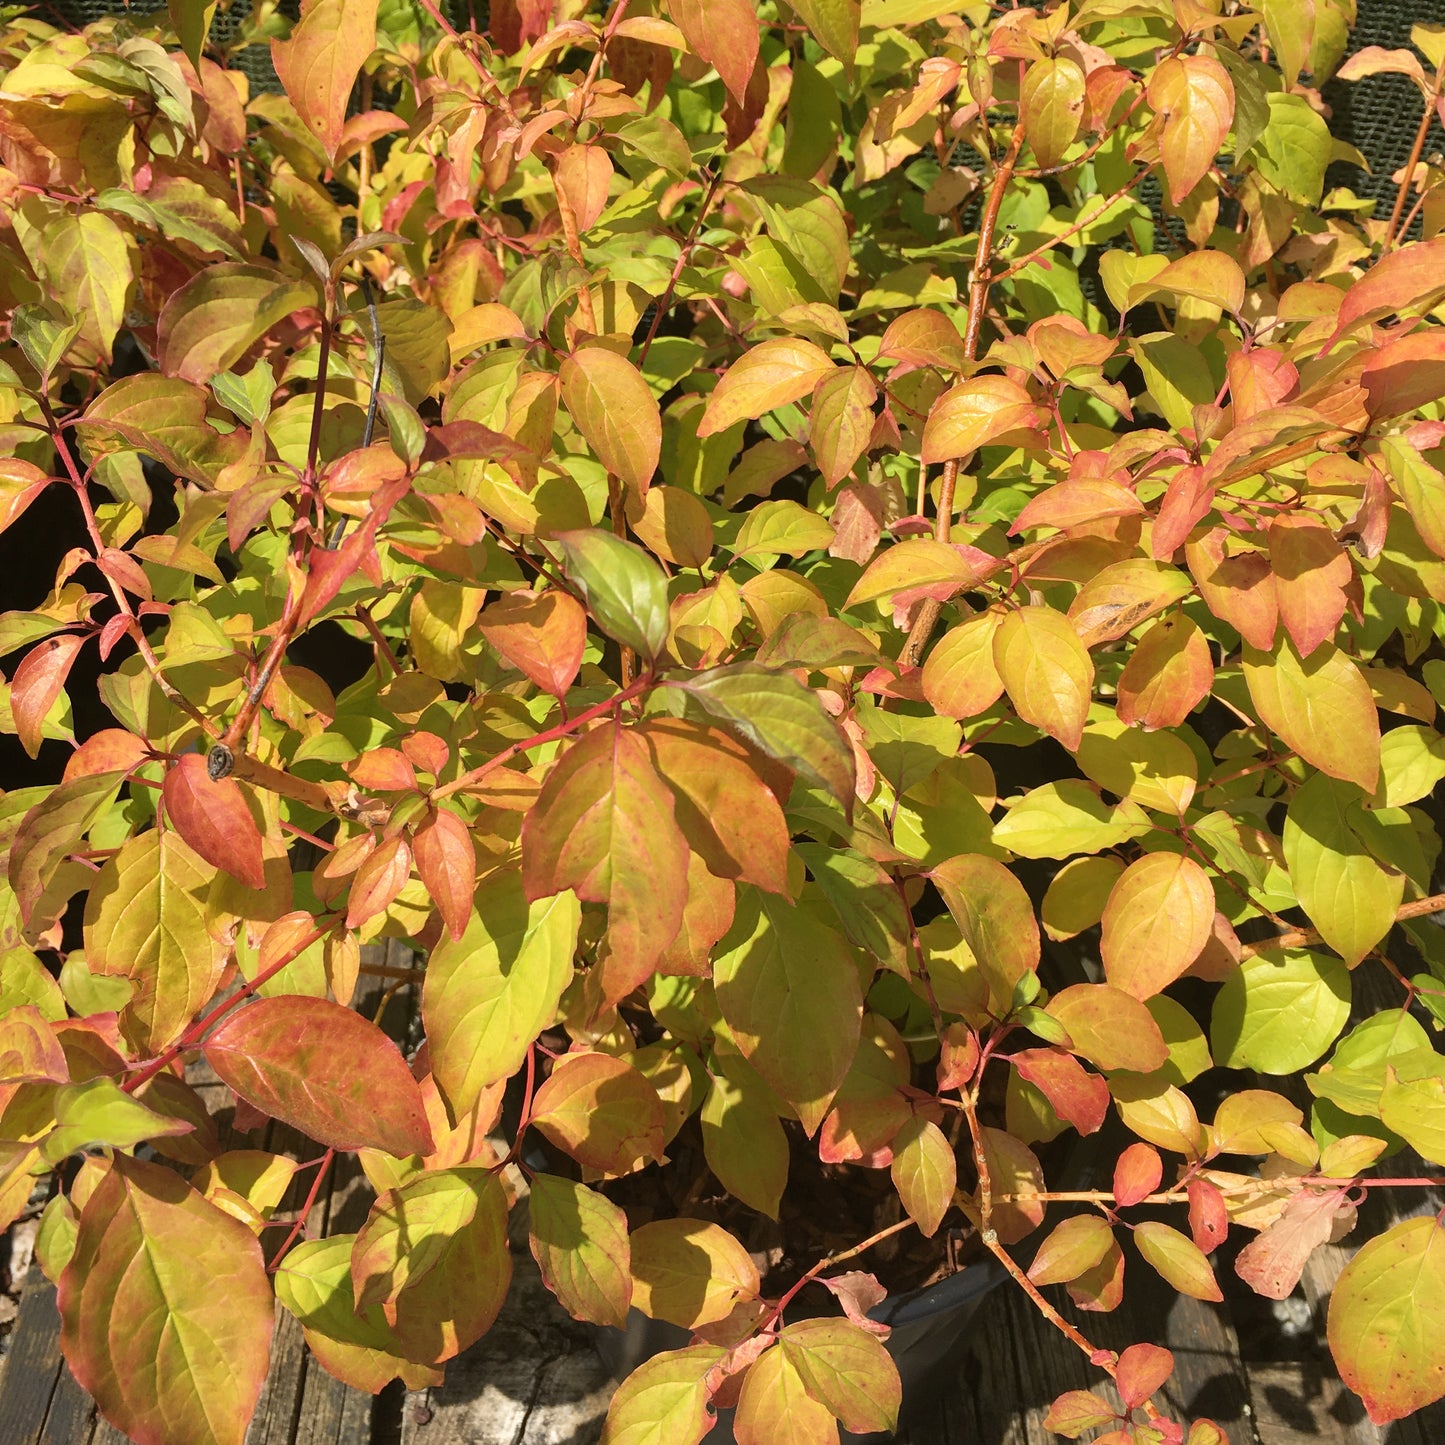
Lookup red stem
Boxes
[267,1148,336,1271]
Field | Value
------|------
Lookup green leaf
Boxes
[1133,1220,1222,1301]
[600,1345,727,1445]
[931,853,1040,1012]
[422,871,580,1120]
[169,0,218,69]
[1327,1216,1445,1424]
[992,779,1150,859]
[521,722,688,1003]
[1283,772,1404,965]
[994,607,1093,751]
[58,1158,273,1445]
[39,210,133,365]
[856,704,961,795]
[778,1317,902,1433]
[562,347,661,497]
[1211,949,1351,1074]
[350,1169,511,1347]
[528,1175,632,1329]
[1249,92,1331,206]
[713,887,863,1135]
[700,1067,789,1218]
[797,844,910,970]
[556,529,670,659]
[1042,856,1124,942]
[629,1217,759,1329]
[43,1078,195,1164]
[890,1116,956,1237]
[1021,57,1086,167]
[1375,724,1445,808]
[1242,639,1380,793]
[663,662,854,805]
[274,1235,442,1392]
[1379,1068,1445,1166]
[83,830,222,1056]
[731,499,836,561]
[788,0,861,64]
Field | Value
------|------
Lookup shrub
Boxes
[3,0,1445,1441]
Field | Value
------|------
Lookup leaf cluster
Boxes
[2,0,1445,1441]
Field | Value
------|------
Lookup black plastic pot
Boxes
[592,1254,1008,1444]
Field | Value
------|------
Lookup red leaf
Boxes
[0,458,51,541]
[162,753,267,891]
[1188,1177,1229,1255]
[11,633,84,758]
[1152,465,1214,559]
[1011,1048,1109,1135]
[206,996,435,1156]
[1113,1142,1163,1208]
[413,808,476,942]
[1116,1343,1174,1410]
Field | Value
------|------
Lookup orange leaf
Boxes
[162,754,267,892]
[921,375,1043,463]
[272,0,380,163]
[1113,1141,1163,1207]
[1044,984,1169,1073]
[554,143,613,232]
[698,338,836,437]
[1100,852,1214,999]
[560,346,660,497]
[1362,329,1445,418]
[1116,614,1213,730]
[1268,512,1351,657]
[521,722,689,1005]
[412,808,476,943]
[478,588,587,697]
[345,834,413,929]
[529,1051,666,1173]
[1146,56,1233,205]
[665,0,759,106]
[10,633,84,758]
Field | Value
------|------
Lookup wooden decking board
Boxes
[5,1275,66,1445]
